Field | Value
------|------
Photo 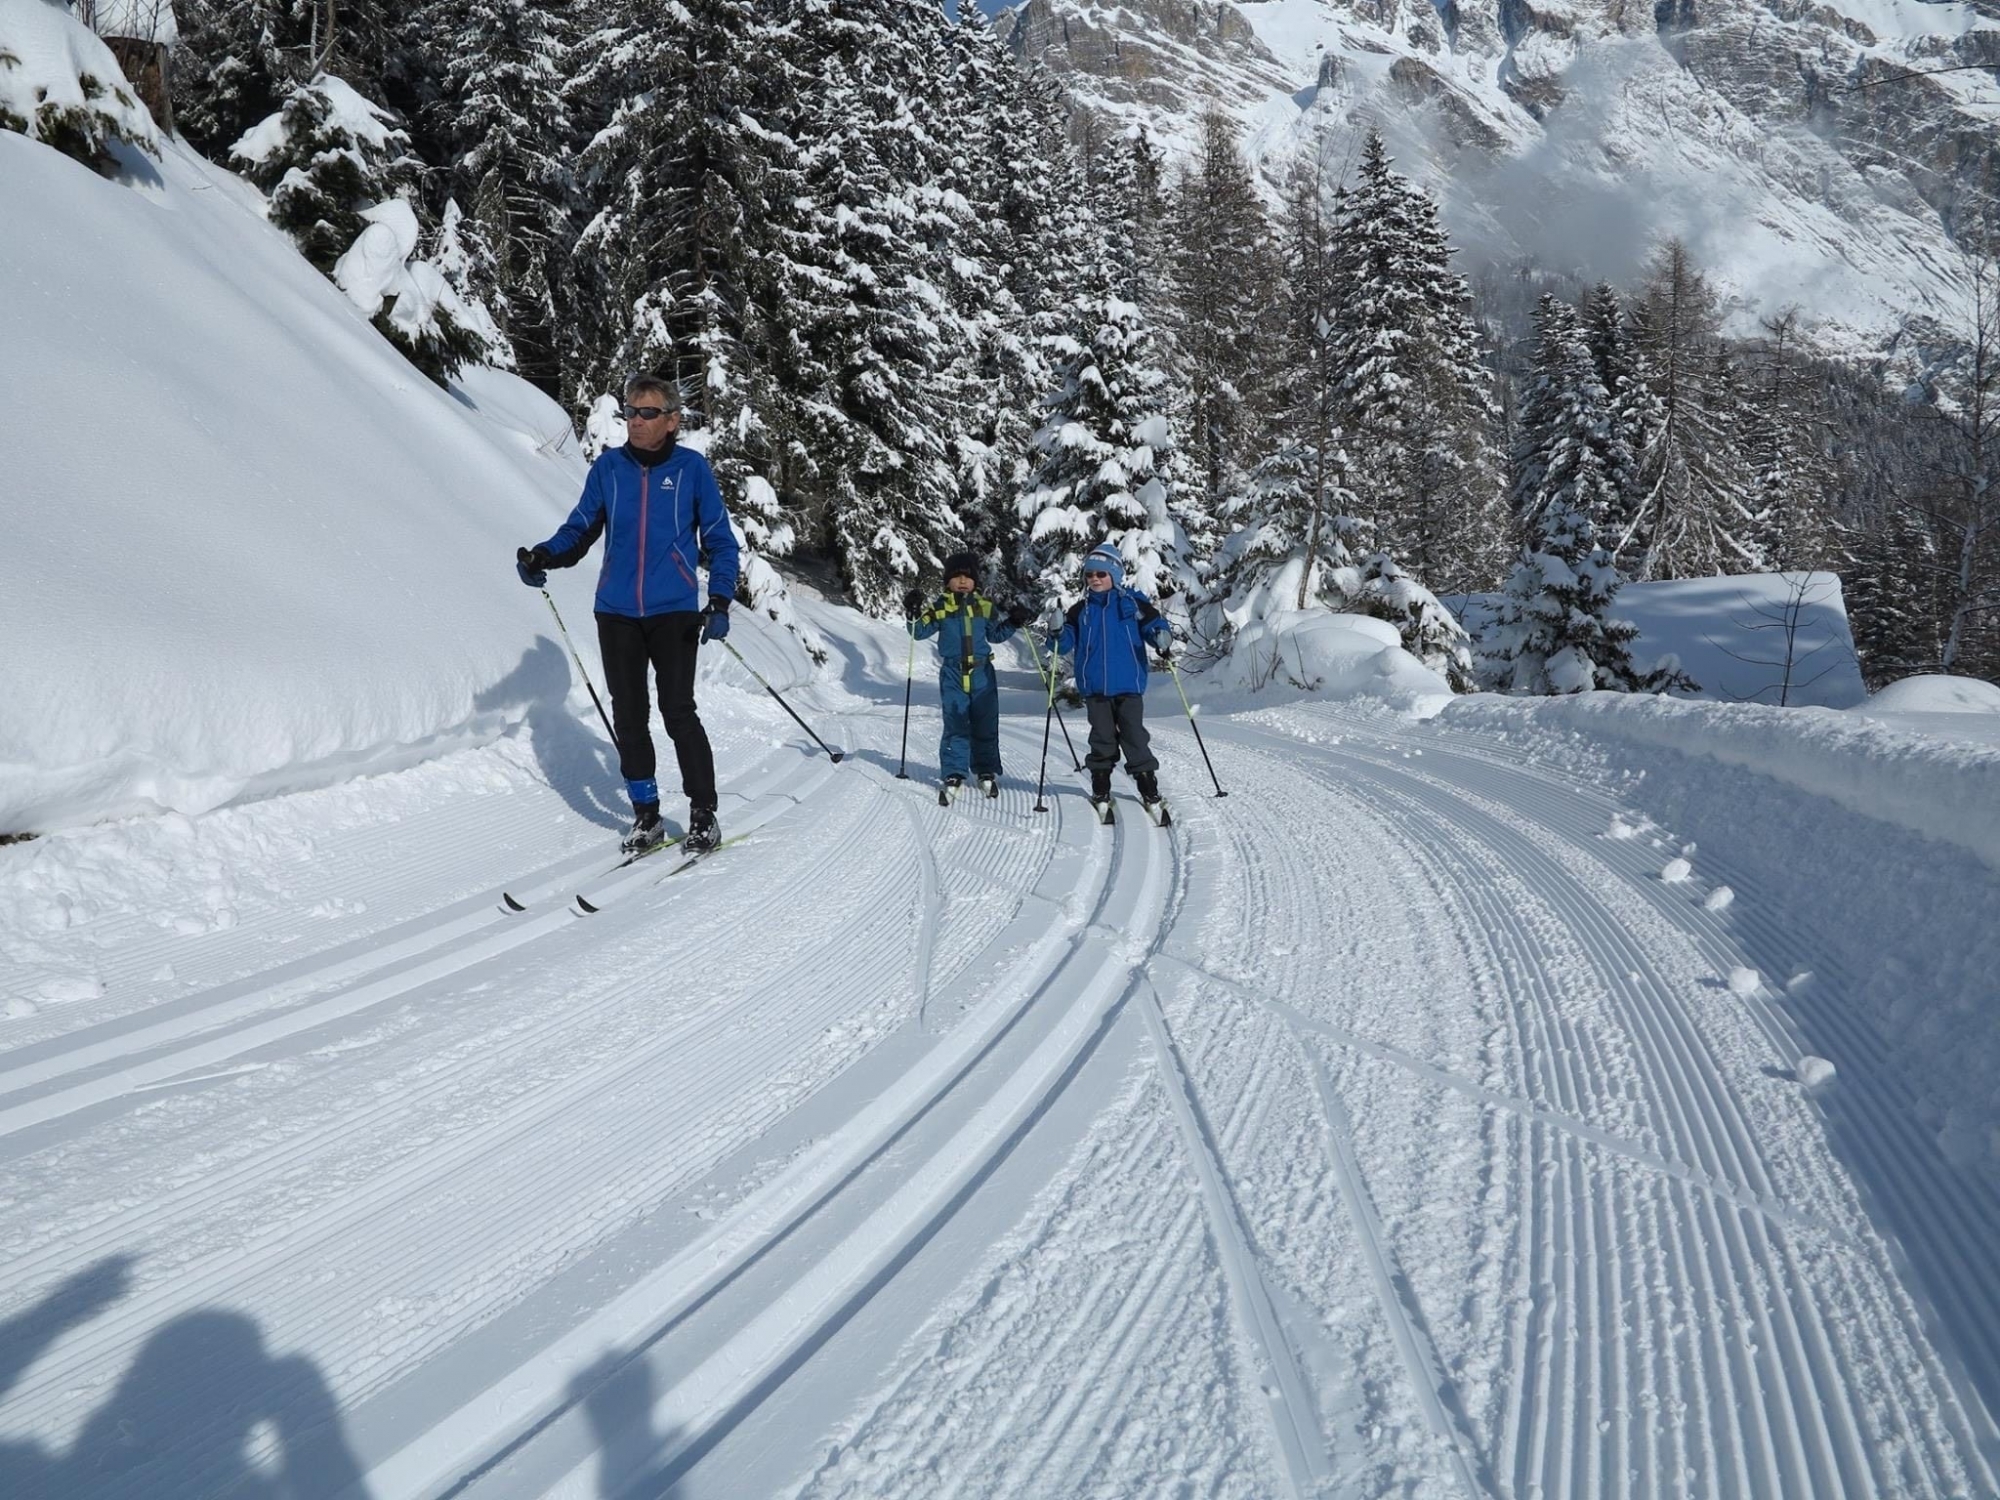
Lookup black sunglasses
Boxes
[622,404,675,421]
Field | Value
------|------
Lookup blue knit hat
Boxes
[1084,544,1125,586]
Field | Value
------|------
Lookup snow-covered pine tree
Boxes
[1483,494,1687,695]
[231,75,423,274]
[1581,280,1646,542]
[1739,308,1836,573]
[1841,505,1945,686]
[764,0,968,611]
[415,0,574,388]
[1201,145,1361,648]
[1511,293,1624,538]
[1620,239,1757,579]
[1329,132,1505,598]
[1166,110,1278,544]
[1020,295,1183,607]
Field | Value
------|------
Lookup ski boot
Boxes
[938,774,964,807]
[683,804,722,855]
[1089,771,1114,824]
[977,772,999,799]
[622,802,667,856]
[1135,770,1171,827]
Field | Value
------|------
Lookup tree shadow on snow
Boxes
[0,1255,371,1498]
[476,636,626,832]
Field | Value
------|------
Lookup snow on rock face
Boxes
[1001,0,1998,347]
[0,131,599,832]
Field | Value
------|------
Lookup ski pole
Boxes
[895,622,916,779]
[1166,657,1226,797]
[720,638,845,763]
[540,588,619,748]
[1022,629,1083,772]
[1032,638,1061,814]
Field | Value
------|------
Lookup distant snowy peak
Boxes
[999,0,2000,346]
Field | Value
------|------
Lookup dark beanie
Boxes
[943,551,980,583]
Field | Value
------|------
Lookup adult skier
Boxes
[515,375,740,856]
[1051,544,1174,821]
[904,552,1034,803]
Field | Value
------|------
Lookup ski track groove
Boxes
[1133,978,1322,1499]
[7,729,805,1052]
[1303,736,1895,1500]
[1220,717,1992,1499]
[1156,730,1497,1494]
[0,742,833,1127]
[0,770,904,1451]
[522,767,1183,1500]
[1328,726,2000,1493]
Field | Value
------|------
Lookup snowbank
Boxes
[0,130,645,831]
[1199,609,1455,716]
[1443,691,2000,874]
[1862,674,2000,716]
[1454,572,1866,709]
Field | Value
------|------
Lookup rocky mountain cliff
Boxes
[996,0,2000,348]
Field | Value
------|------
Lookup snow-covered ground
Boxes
[3,593,1999,1498]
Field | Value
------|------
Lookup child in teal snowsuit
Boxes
[904,552,1034,792]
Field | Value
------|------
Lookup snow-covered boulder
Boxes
[1200,608,1455,716]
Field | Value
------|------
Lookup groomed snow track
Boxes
[2,643,1996,1499]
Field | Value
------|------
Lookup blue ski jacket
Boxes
[535,444,741,617]
[1053,588,1171,698]
[913,592,1018,693]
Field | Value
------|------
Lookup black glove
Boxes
[903,588,924,620]
[699,596,731,643]
[516,546,550,588]
[1153,642,1173,665]
[1005,601,1034,628]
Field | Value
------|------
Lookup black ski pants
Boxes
[596,611,717,809]
[1084,693,1156,778]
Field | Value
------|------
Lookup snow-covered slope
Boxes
[999,0,2000,343]
[0,128,629,833]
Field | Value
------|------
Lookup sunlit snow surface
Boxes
[2,586,1999,1498]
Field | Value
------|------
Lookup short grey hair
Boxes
[622,374,683,412]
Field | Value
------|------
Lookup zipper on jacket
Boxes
[637,466,650,617]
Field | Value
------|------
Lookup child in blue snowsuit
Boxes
[905,552,1033,797]
[1052,544,1174,806]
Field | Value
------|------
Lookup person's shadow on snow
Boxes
[476,636,626,832]
[570,1351,686,1499]
[0,1257,370,1499]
